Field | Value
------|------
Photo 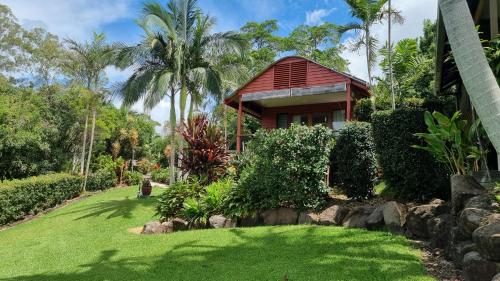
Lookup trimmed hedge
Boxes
[330,122,377,199]
[0,173,82,225]
[86,170,116,191]
[353,98,374,122]
[123,170,143,186]
[372,108,449,201]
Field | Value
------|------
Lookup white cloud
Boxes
[1,0,134,40]
[305,8,336,26]
[341,0,438,81]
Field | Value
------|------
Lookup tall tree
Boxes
[439,0,500,165]
[240,19,280,74]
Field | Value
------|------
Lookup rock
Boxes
[462,251,499,281]
[406,203,449,239]
[209,215,236,228]
[465,194,493,210]
[142,221,168,234]
[448,240,476,267]
[429,198,446,205]
[480,213,500,227]
[318,205,349,225]
[383,201,408,233]
[172,218,188,231]
[427,213,453,249]
[445,226,473,262]
[459,208,491,237]
[260,207,298,225]
[298,212,319,224]
[492,273,500,281]
[451,175,486,216]
[239,215,259,227]
[472,222,500,261]
[365,205,384,230]
[342,206,376,228]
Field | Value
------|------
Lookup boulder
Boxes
[365,205,384,230]
[142,221,168,234]
[492,273,500,281]
[465,194,493,210]
[172,218,188,231]
[342,206,376,228]
[298,212,319,224]
[429,198,446,205]
[260,207,298,225]
[448,240,476,267]
[472,222,500,261]
[239,215,259,227]
[427,213,453,249]
[462,251,499,281]
[383,201,408,233]
[445,226,474,262]
[406,203,449,239]
[209,215,236,228]
[459,208,491,237]
[480,213,500,227]
[318,205,349,225]
[451,175,486,216]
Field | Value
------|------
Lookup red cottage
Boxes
[224,56,370,152]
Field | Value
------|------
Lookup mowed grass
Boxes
[0,186,434,281]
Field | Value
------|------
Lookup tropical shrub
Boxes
[156,178,203,221]
[179,115,229,184]
[86,170,116,191]
[330,122,377,199]
[0,173,82,225]
[204,178,234,215]
[413,111,485,175]
[151,168,170,183]
[123,171,143,186]
[137,158,153,174]
[353,98,374,122]
[372,108,449,201]
[231,125,334,212]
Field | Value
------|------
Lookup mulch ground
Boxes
[412,240,463,281]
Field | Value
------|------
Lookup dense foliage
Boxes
[123,171,143,186]
[151,168,170,184]
[372,108,449,201]
[228,125,334,213]
[0,173,82,225]
[330,122,377,199]
[353,98,374,122]
[156,178,204,222]
[86,170,116,191]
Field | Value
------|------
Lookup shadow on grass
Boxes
[0,227,431,281]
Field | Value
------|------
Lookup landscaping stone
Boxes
[209,215,236,229]
[383,201,407,233]
[427,213,452,249]
[472,222,500,261]
[142,221,168,234]
[298,212,319,224]
[464,194,493,210]
[260,207,298,225]
[172,218,188,231]
[318,205,349,225]
[445,226,473,262]
[492,273,500,281]
[238,215,259,227]
[462,251,499,281]
[480,213,500,227]
[406,202,449,239]
[451,175,486,216]
[365,205,384,230]
[342,205,375,228]
[448,240,476,268]
[459,208,491,237]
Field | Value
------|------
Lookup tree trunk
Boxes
[169,88,176,185]
[131,149,135,172]
[439,0,500,155]
[80,105,89,175]
[224,104,228,149]
[388,0,396,110]
[83,108,97,192]
[366,27,376,111]
[188,92,194,120]
[178,81,187,181]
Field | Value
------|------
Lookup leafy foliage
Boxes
[86,170,116,191]
[353,98,374,122]
[0,173,82,225]
[330,122,377,199]
[151,168,170,184]
[179,115,229,184]
[372,108,449,201]
[156,178,204,221]
[122,171,143,186]
[413,111,485,175]
[231,125,334,212]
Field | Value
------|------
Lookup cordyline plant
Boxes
[412,111,486,176]
[178,115,229,184]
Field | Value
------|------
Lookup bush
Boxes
[86,170,116,191]
[372,108,449,201]
[0,173,82,225]
[123,171,143,186]
[330,122,377,199]
[232,125,334,212]
[353,98,374,122]
[137,158,153,175]
[151,168,170,184]
[156,178,203,221]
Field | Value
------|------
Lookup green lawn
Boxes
[0,186,433,281]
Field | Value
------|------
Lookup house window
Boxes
[312,112,328,127]
[276,113,288,128]
[332,109,346,130]
[292,114,308,125]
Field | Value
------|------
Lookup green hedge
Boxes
[372,108,449,201]
[151,168,169,184]
[86,170,116,191]
[123,171,143,186]
[353,98,374,122]
[330,122,377,199]
[0,173,82,225]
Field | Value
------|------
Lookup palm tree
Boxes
[64,32,114,192]
[439,0,500,165]
[340,0,388,107]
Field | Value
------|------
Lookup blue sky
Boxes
[1,0,438,132]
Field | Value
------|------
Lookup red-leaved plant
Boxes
[178,114,229,184]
